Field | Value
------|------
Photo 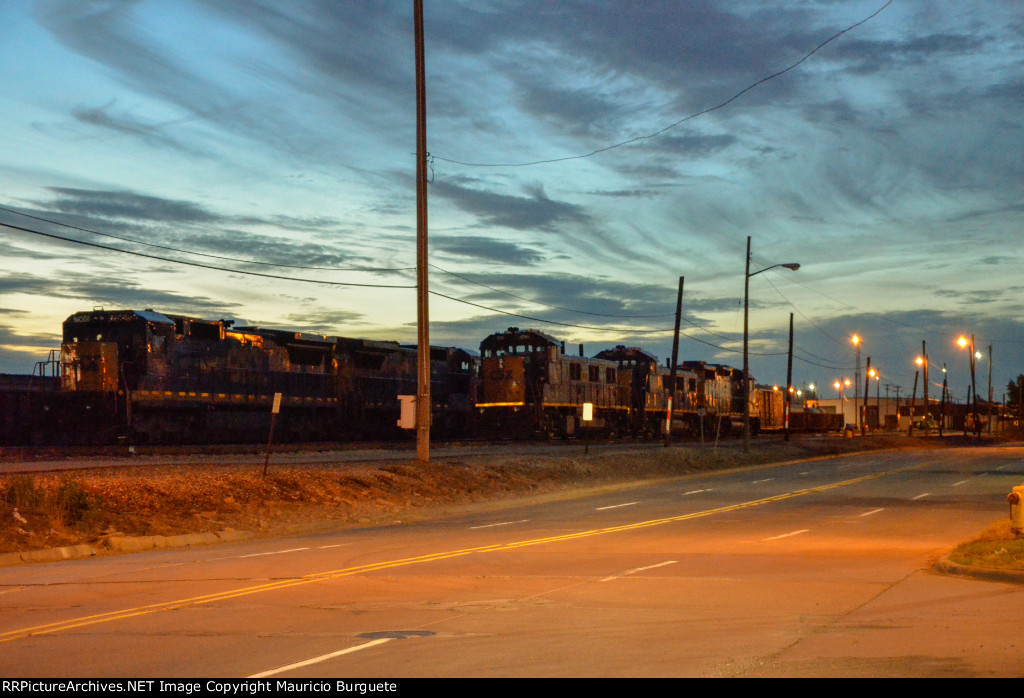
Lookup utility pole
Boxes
[414,0,431,463]
[743,236,751,453]
[988,344,993,435]
[863,356,871,434]
[785,312,793,442]
[666,276,684,447]
[921,341,929,437]
[909,371,919,436]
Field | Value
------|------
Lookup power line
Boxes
[430,263,676,319]
[0,205,414,274]
[433,1,893,168]
[2,221,417,289]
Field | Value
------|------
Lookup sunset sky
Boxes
[2,0,1022,402]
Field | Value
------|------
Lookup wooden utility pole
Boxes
[988,344,993,434]
[414,0,431,463]
[863,356,871,434]
[921,341,929,437]
[743,236,751,453]
[665,276,684,447]
[908,371,919,436]
[785,313,793,442]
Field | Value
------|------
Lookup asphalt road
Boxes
[1,446,1022,677]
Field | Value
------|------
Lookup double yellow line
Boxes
[0,462,926,643]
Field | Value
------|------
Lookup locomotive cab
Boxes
[61,309,176,393]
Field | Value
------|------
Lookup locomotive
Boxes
[474,327,769,438]
[54,308,475,444]
[0,312,803,446]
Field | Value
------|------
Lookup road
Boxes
[1,446,1021,677]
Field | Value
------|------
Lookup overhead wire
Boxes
[429,263,677,319]
[0,205,414,274]
[1,221,417,289]
[432,1,893,168]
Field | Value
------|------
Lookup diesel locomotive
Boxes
[475,327,771,438]
[54,308,475,444]
[0,312,801,446]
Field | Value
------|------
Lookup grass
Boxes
[947,519,1024,571]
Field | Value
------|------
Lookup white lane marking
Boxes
[953,479,970,487]
[318,544,343,549]
[860,508,885,517]
[596,502,639,511]
[248,638,393,678]
[470,519,529,530]
[912,493,930,500]
[751,478,773,484]
[601,560,677,582]
[682,489,710,495]
[239,547,309,559]
[995,465,1007,471]
[761,529,809,541]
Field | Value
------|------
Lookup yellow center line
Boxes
[0,461,929,643]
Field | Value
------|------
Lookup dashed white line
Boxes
[248,638,393,678]
[860,508,885,517]
[596,502,639,511]
[239,547,310,558]
[912,493,930,500]
[682,489,710,496]
[470,519,530,529]
[953,479,970,487]
[761,529,809,541]
[751,478,774,484]
[601,560,677,582]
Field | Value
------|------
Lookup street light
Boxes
[743,236,800,453]
[868,366,879,429]
[958,334,980,437]
[851,335,861,432]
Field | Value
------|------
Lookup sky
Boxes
[1,0,1022,404]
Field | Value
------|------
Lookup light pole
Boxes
[915,347,930,435]
[852,335,861,432]
[868,366,879,429]
[958,335,980,437]
[743,236,800,453]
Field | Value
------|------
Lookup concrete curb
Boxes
[934,555,1024,585]
[0,529,255,566]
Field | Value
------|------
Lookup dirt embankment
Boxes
[0,435,956,555]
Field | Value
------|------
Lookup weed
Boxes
[54,477,94,525]
[2,475,42,509]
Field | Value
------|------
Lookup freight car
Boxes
[58,308,476,444]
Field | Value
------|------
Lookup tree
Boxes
[1006,375,1024,409]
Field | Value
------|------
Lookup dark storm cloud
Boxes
[279,310,367,334]
[43,188,220,224]
[430,181,589,231]
[648,133,738,158]
[70,102,204,155]
[831,33,987,75]
[36,1,410,168]
[433,236,546,266]
[514,80,630,139]
[0,271,232,315]
[436,270,739,328]
[198,0,408,94]
[8,190,386,272]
